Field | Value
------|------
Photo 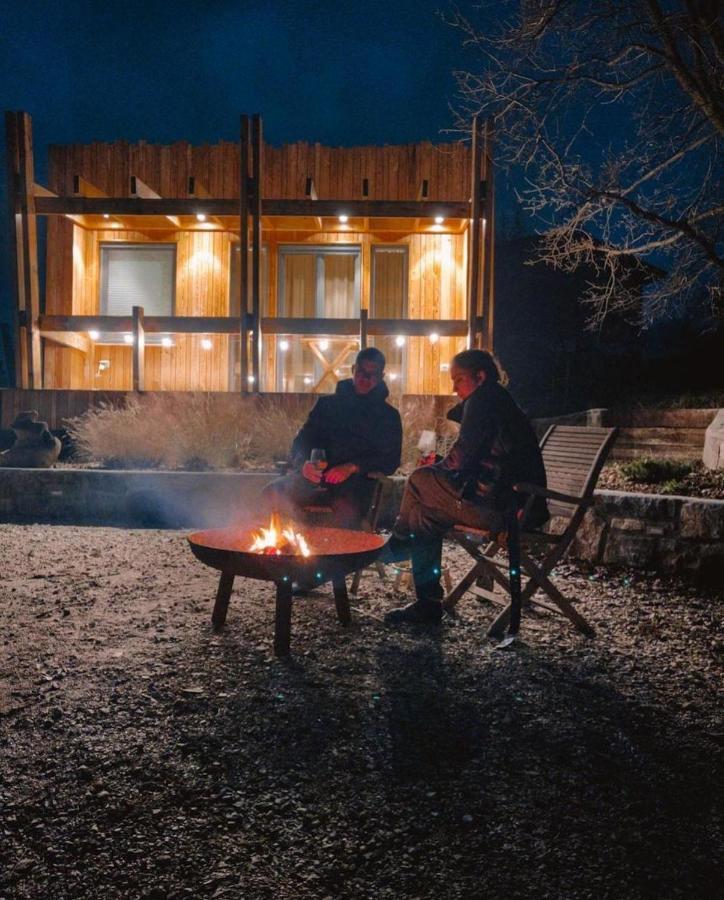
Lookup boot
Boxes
[384,599,443,625]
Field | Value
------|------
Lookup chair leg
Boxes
[443,562,484,611]
[507,513,522,636]
[520,551,595,637]
[350,568,363,596]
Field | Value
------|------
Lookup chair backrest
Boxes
[540,425,618,520]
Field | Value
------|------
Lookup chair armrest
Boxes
[513,481,593,508]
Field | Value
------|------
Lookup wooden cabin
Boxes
[5,112,494,402]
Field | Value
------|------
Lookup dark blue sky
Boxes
[1,0,484,341]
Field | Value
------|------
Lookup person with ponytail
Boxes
[385,349,548,625]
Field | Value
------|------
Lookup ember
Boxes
[249,512,311,557]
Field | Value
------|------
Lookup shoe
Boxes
[384,600,443,626]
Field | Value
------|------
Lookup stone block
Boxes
[679,500,724,540]
[703,409,724,470]
[610,517,645,532]
[569,507,607,561]
[603,532,657,568]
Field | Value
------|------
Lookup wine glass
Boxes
[309,448,328,491]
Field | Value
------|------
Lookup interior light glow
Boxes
[201,338,213,350]
[161,336,173,348]
[395,335,406,348]
[196,213,206,222]
[123,334,134,344]
[434,216,445,225]
[111,222,122,229]
[88,330,100,341]
[102,214,110,220]
[279,340,290,351]
[429,332,440,344]
[319,339,329,351]
[338,214,349,224]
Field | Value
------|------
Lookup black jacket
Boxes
[437,380,548,525]
[290,379,402,476]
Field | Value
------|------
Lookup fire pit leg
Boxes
[332,576,351,627]
[274,581,293,656]
[212,572,235,631]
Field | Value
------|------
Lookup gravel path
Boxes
[1,524,722,899]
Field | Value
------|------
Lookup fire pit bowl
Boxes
[188,525,387,655]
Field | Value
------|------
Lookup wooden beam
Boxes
[132,305,145,392]
[187,176,212,199]
[39,314,469,338]
[41,330,90,354]
[34,197,471,219]
[359,308,368,349]
[130,175,179,227]
[33,183,56,198]
[74,175,108,198]
[5,112,41,388]
[467,115,484,349]
[251,113,262,392]
[481,120,495,351]
[239,115,250,394]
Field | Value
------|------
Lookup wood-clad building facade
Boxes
[5,112,494,399]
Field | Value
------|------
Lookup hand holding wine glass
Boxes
[303,448,328,487]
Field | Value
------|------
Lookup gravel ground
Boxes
[1,524,722,900]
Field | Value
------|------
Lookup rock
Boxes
[0,410,61,468]
[702,409,724,470]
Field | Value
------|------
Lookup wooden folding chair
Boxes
[443,425,618,638]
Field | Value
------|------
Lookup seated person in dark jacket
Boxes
[264,347,402,528]
[386,349,548,625]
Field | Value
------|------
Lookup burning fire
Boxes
[249,512,311,557]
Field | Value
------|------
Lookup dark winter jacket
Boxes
[438,380,549,526]
[290,379,402,476]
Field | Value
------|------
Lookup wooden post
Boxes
[480,120,495,351]
[132,305,145,392]
[5,111,42,388]
[467,115,484,350]
[239,115,250,394]
[359,308,368,349]
[251,113,263,393]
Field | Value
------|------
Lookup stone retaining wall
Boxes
[0,470,721,582]
[566,490,724,582]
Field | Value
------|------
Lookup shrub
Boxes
[620,457,693,484]
[66,394,310,471]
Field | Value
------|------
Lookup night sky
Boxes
[0,0,482,339]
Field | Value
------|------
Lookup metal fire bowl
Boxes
[188,525,387,584]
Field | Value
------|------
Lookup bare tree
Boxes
[448,0,723,326]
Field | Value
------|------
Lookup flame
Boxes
[249,512,311,557]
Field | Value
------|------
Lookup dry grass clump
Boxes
[66,394,309,471]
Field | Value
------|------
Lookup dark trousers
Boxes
[396,466,506,602]
[263,471,375,529]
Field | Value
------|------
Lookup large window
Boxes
[99,243,175,344]
[276,245,361,391]
[371,245,408,392]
